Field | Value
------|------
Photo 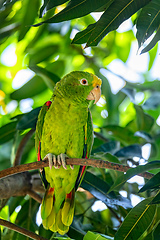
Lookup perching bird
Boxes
[35,71,102,235]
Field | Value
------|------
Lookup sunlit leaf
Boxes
[83,231,112,240]
[114,198,157,240]
[18,0,40,41]
[0,121,17,145]
[29,65,60,90]
[10,76,47,100]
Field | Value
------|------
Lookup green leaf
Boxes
[136,0,160,49]
[0,121,17,145]
[114,198,157,240]
[81,171,132,209]
[16,107,41,130]
[109,161,160,192]
[150,190,160,204]
[83,231,112,240]
[39,0,68,17]
[115,144,142,158]
[35,0,114,26]
[10,75,47,100]
[72,23,96,44]
[134,105,154,132]
[139,172,160,193]
[86,0,151,47]
[140,26,160,54]
[29,65,60,90]
[18,0,40,41]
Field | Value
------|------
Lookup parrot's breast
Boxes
[40,97,88,196]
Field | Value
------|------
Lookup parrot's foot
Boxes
[44,153,74,170]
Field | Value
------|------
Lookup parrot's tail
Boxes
[41,186,75,235]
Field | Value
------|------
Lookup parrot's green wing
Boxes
[35,101,52,188]
[75,108,93,190]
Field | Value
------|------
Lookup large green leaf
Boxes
[83,231,113,240]
[10,75,47,100]
[39,0,68,18]
[136,0,160,49]
[81,171,132,209]
[85,0,151,47]
[0,121,17,145]
[153,221,160,240]
[18,0,40,41]
[35,0,114,26]
[114,198,157,240]
[150,190,160,204]
[16,107,41,130]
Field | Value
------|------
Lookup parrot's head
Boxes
[55,71,102,105]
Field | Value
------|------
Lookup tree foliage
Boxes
[0,0,160,240]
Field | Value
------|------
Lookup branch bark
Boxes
[0,218,48,240]
[0,158,154,180]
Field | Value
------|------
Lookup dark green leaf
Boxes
[10,75,47,100]
[134,105,154,132]
[109,161,160,192]
[86,0,151,47]
[139,172,160,192]
[150,191,160,204]
[35,0,114,26]
[72,23,96,44]
[39,0,68,17]
[115,144,142,158]
[92,141,119,154]
[114,198,157,240]
[140,27,160,54]
[29,65,60,90]
[136,0,160,48]
[16,107,41,130]
[81,171,132,209]
[0,121,17,145]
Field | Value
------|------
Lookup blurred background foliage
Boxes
[1,0,160,239]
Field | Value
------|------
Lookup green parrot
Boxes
[35,71,102,235]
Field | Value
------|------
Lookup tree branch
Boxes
[0,218,48,240]
[0,158,154,180]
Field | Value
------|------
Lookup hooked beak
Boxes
[87,85,101,104]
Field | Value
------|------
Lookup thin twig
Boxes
[0,218,47,240]
[14,129,35,166]
[0,158,154,180]
[26,189,42,203]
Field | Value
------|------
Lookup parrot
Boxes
[35,71,102,235]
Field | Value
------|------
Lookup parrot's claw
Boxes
[44,153,70,170]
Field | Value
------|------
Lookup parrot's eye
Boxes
[80,79,88,85]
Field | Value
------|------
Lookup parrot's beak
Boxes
[87,85,101,104]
